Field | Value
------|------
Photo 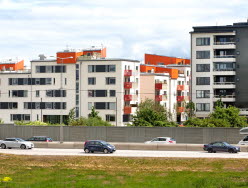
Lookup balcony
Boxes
[124,70,132,76]
[155,95,162,101]
[177,96,189,102]
[124,82,132,89]
[124,106,132,114]
[155,83,162,90]
[177,107,185,113]
[124,95,132,101]
[214,55,235,58]
[213,95,236,102]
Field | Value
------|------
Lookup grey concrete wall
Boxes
[0,124,245,144]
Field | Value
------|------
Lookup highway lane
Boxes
[1,148,248,158]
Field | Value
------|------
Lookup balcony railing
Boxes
[213,68,235,71]
[155,95,162,101]
[214,55,235,58]
[124,95,132,101]
[155,83,162,90]
[177,107,185,113]
[214,95,235,98]
[124,82,132,89]
[214,42,235,45]
[124,70,132,76]
[177,96,189,102]
[124,106,132,114]
[213,82,235,85]
[177,85,184,90]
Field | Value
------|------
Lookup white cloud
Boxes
[0,0,247,63]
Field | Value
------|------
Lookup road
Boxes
[1,148,248,158]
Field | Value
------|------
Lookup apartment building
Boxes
[0,47,140,126]
[140,54,190,122]
[191,21,248,117]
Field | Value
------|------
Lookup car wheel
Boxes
[207,148,213,153]
[103,149,109,154]
[228,149,234,153]
[84,148,90,153]
[90,151,94,153]
[1,144,6,149]
[20,144,26,149]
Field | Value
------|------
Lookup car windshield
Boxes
[100,141,110,145]
[223,142,231,146]
[16,138,25,142]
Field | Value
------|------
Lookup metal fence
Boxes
[0,124,244,144]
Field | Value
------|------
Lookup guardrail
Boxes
[32,142,248,152]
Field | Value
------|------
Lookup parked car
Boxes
[84,140,116,154]
[0,138,34,149]
[238,135,248,145]
[144,137,176,144]
[203,141,240,153]
[26,136,53,142]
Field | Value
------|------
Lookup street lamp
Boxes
[57,56,73,143]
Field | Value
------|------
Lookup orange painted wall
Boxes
[82,47,107,58]
[57,52,84,64]
[145,54,190,65]
[140,65,178,79]
[0,60,24,71]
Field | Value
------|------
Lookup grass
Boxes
[0,154,248,187]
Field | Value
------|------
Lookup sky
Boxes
[0,0,248,65]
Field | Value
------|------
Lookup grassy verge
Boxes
[0,154,248,187]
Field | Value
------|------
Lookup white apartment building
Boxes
[0,49,140,126]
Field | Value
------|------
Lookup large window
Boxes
[196,77,210,85]
[196,103,210,111]
[0,102,18,109]
[106,77,116,85]
[88,90,107,97]
[196,38,210,46]
[11,90,28,97]
[196,64,210,72]
[9,78,52,85]
[88,65,116,73]
[24,102,66,109]
[46,90,66,97]
[196,90,210,98]
[88,77,96,85]
[36,65,66,73]
[94,102,116,110]
[110,90,116,97]
[196,51,210,59]
[11,114,30,121]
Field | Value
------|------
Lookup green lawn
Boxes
[0,154,248,188]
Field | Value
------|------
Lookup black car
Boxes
[26,136,53,142]
[84,140,116,154]
[203,141,240,153]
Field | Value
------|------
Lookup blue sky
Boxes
[0,0,248,65]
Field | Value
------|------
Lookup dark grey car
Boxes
[203,141,240,153]
[84,140,116,154]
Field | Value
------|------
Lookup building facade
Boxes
[191,21,248,117]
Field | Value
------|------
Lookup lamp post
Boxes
[56,56,73,143]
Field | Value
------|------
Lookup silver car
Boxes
[144,137,176,144]
[0,138,34,149]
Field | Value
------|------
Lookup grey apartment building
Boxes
[191,21,248,117]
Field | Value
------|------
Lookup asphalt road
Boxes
[1,148,248,158]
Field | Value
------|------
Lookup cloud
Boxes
[0,0,247,65]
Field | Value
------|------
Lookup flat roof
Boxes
[78,58,140,62]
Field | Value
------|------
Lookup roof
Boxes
[78,58,140,63]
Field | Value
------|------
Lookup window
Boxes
[88,102,92,110]
[36,65,66,73]
[196,103,210,111]
[196,64,210,72]
[196,90,210,98]
[136,66,139,70]
[36,90,40,97]
[76,82,79,93]
[0,102,18,109]
[88,90,107,97]
[110,90,116,97]
[94,102,116,110]
[76,70,79,80]
[11,90,28,97]
[106,115,115,122]
[10,114,30,121]
[8,78,52,85]
[88,65,116,73]
[88,77,96,85]
[196,77,210,85]
[196,38,210,46]
[46,90,66,97]
[24,102,66,109]
[196,51,210,59]
[76,95,79,105]
[106,77,116,85]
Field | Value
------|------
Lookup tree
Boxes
[131,99,176,127]
[68,108,76,125]
[215,99,224,108]
[185,101,195,118]
[88,107,102,120]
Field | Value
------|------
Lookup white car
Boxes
[238,135,248,145]
[0,138,34,149]
[144,137,176,144]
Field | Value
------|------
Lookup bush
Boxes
[69,117,112,126]
[15,121,49,126]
